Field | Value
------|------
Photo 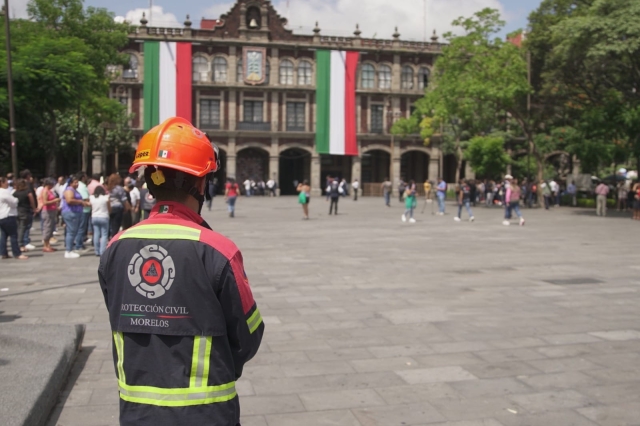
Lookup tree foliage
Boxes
[0,0,131,175]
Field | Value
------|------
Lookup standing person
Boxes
[61,175,88,259]
[297,180,311,219]
[486,180,494,207]
[381,178,392,207]
[541,181,551,210]
[398,179,406,203]
[90,185,110,257]
[633,182,640,220]
[205,177,217,211]
[139,184,156,220]
[436,179,447,215]
[0,177,28,260]
[18,170,37,250]
[225,177,240,218]
[504,177,525,226]
[424,179,432,203]
[106,173,131,238]
[99,117,263,426]
[87,173,101,195]
[12,179,37,253]
[617,181,628,212]
[469,179,477,207]
[352,179,359,201]
[339,179,349,198]
[243,178,252,196]
[454,179,475,222]
[550,179,559,207]
[567,181,577,207]
[129,179,141,224]
[53,176,65,198]
[121,183,134,230]
[75,172,91,249]
[39,178,60,253]
[327,178,340,215]
[266,177,276,197]
[595,181,610,217]
[401,179,417,223]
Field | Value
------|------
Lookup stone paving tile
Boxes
[2,198,640,425]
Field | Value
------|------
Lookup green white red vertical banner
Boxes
[143,41,192,131]
[315,50,359,156]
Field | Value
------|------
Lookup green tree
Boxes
[464,136,511,179]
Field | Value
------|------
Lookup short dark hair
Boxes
[92,173,101,181]
[19,169,31,179]
[144,166,203,202]
[14,178,28,191]
[75,172,86,182]
[93,186,106,196]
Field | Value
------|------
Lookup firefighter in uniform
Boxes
[98,117,264,426]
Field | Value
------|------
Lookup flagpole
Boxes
[149,0,152,26]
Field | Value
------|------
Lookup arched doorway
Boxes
[401,150,430,184]
[443,154,457,183]
[236,147,269,188]
[279,148,311,195]
[213,148,227,194]
[320,155,352,187]
[361,150,390,183]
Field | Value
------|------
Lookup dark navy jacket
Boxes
[98,202,264,426]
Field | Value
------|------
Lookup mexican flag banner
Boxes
[143,41,192,131]
[315,50,359,156]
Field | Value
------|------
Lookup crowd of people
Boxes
[0,170,157,260]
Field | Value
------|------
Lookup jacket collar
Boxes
[148,201,202,224]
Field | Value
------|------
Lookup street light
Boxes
[2,1,17,177]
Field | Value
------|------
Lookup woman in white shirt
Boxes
[90,185,111,256]
[0,177,28,260]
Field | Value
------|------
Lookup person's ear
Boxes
[197,177,206,195]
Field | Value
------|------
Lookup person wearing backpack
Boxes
[327,178,340,215]
[454,179,474,222]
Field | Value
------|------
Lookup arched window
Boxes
[401,66,414,90]
[378,65,391,89]
[298,60,312,86]
[237,58,243,83]
[123,54,138,79]
[213,57,228,83]
[418,67,430,90]
[279,59,294,85]
[193,57,208,82]
[361,64,375,89]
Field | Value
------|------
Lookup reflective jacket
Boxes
[98,202,264,426]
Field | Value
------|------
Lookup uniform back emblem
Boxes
[128,244,176,299]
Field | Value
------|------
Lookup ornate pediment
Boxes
[200,0,304,42]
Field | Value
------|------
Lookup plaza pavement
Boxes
[1,196,640,426]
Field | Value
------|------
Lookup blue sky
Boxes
[11,0,543,40]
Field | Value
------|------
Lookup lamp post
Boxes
[3,0,17,177]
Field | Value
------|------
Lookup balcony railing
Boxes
[200,122,221,130]
[370,127,384,134]
[237,121,271,131]
[286,125,306,132]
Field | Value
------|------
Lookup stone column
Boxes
[311,150,321,197]
[227,137,237,179]
[270,48,279,86]
[392,54,401,92]
[351,152,362,185]
[429,157,440,182]
[465,162,475,180]
[269,137,279,191]
[229,90,237,131]
[271,92,279,131]
[229,46,238,83]
[92,151,103,176]
[392,139,401,195]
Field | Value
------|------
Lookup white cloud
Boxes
[115,6,181,28]
[201,0,506,40]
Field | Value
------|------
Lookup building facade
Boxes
[108,0,472,195]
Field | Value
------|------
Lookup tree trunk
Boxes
[81,134,89,172]
[46,113,58,177]
[455,138,462,183]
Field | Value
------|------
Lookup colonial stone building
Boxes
[108,0,471,195]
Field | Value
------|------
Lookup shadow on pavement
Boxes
[45,345,96,426]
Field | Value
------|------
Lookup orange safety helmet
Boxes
[129,117,219,176]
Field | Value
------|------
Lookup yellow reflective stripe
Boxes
[119,224,201,241]
[119,381,236,407]
[202,337,212,384]
[189,336,201,388]
[247,308,263,334]
[113,332,126,383]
